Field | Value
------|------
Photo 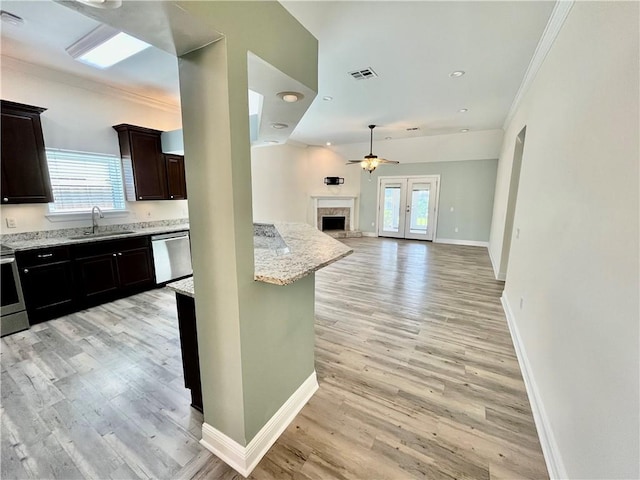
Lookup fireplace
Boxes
[322,216,346,231]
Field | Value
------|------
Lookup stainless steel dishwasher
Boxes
[151,232,193,284]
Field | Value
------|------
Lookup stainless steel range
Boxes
[1,244,30,336]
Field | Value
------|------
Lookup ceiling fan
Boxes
[346,124,399,173]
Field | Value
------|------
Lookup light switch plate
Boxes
[5,217,16,228]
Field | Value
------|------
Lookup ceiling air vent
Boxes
[348,67,378,80]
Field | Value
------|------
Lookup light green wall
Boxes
[176,1,318,446]
[359,159,498,241]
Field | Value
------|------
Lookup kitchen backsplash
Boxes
[0,218,189,243]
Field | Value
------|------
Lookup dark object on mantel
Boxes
[324,176,344,186]
[113,124,187,201]
[175,293,203,412]
[1,100,53,204]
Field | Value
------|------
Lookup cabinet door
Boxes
[20,262,75,324]
[1,101,53,204]
[165,154,187,200]
[130,130,167,200]
[116,247,154,290]
[76,253,119,303]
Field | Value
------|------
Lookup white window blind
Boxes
[46,149,126,213]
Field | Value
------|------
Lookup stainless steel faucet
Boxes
[91,206,104,234]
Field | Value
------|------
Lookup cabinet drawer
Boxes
[17,246,70,267]
[72,236,149,259]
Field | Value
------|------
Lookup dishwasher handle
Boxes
[151,231,189,242]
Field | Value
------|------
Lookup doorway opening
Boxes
[376,175,440,241]
[500,126,527,278]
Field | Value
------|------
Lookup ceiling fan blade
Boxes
[377,158,400,164]
[346,160,364,164]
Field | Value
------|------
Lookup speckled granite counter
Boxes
[167,222,352,294]
[1,220,190,251]
[166,277,194,298]
[254,223,352,285]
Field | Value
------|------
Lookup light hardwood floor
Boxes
[1,237,548,479]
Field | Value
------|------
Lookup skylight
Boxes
[66,25,152,69]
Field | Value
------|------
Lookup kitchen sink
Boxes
[68,230,136,240]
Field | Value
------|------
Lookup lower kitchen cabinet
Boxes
[17,246,76,324]
[73,237,155,307]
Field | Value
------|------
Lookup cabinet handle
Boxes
[113,253,117,257]
[23,268,29,274]
[170,195,174,199]
[3,197,8,202]
[118,252,122,256]
[139,196,142,200]
[37,253,54,258]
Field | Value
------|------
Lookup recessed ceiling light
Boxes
[384,137,392,140]
[265,140,279,144]
[322,96,333,101]
[406,127,420,131]
[277,91,303,103]
[67,25,151,69]
[449,70,465,78]
[460,129,469,133]
[271,123,288,129]
[458,108,468,113]
[325,142,332,146]
[0,10,24,26]
[76,0,122,9]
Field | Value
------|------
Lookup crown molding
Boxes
[0,55,181,114]
[503,1,575,129]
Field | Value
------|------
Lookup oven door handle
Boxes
[0,257,15,265]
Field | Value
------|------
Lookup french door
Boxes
[377,176,439,241]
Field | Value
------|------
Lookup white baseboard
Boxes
[501,296,567,480]
[361,231,378,237]
[434,238,489,248]
[200,371,319,478]
[488,246,507,281]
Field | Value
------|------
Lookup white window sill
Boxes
[45,210,130,223]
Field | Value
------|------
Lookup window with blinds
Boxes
[46,149,126,213]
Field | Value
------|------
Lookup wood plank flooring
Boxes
[1,237,548,479]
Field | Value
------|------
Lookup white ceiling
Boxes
[281,1,555,145]
[0,0,181,106]
[0,1,555,146]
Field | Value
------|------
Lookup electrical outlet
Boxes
[516,228,520,239]
[450,206,454,212]
[454,227,459,233]
[146,211,152,218]
[5,217,16,228]
[371,222,374,227]
[520,297,524,310]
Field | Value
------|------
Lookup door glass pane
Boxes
[409,184,430,234]
[383,186,402,232]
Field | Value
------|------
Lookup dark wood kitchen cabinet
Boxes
[73,237,154,307]
[17,246,76,324]
[165,154,187,200]
[1,100,53,204]
[175,293,203,412]
[113,124,167,201]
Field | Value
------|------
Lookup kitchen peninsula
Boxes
[166,222,352,411]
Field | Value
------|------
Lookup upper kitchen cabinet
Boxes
[165,154,187,200]
[113,124,168,201]
[1,100,53,204]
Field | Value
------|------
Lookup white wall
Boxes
[0,57,187,234]
[334,129,503,164]
[250,144,360,226]
[489,3,639,478]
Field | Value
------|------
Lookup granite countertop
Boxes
[167,222,352,296]
[1,220,190,251]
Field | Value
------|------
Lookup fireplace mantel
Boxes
[311,195,358,231]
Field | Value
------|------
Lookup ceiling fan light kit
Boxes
[346,125,399,174]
